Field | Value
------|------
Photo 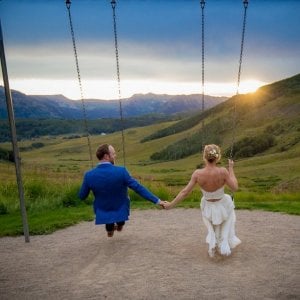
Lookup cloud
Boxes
[1,0,299,99]
[5,40,203,81]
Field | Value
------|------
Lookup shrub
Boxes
[0,202,8,215]
[31,142,45,149]
[24,179,48,200]
[0,148,14,162]
[150,130,221,161]
[226,133,276,159]
[61,185,82,207]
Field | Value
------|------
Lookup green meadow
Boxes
[0,75,300,236]
[0,123,299,237]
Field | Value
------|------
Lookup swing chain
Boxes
[65,0,93,167]
[229,97,237,160]
[66,0,71,9]
[200,0,205,9]
[236,0,248,95]
[200,0,205,151]
[229,0,249,160]
[111,0,126,166]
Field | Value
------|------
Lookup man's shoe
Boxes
[107,230,114,237]
[116,225,124,232]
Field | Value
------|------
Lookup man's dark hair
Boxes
[96,144,110,160]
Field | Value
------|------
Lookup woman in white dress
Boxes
[164,144,241,257]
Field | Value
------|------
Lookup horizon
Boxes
[1,79,267,101]
[2,79,275,101]
[6,78,266,100]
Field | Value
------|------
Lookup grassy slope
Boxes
[1,118,299,192]
[0,75,299,236]
[1,86,299,190]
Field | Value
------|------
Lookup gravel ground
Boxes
[0,209,299,300]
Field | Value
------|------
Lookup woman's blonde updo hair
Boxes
[203,144,221,163]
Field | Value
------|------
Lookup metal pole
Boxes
[0,19,30,242]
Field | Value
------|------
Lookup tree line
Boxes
[0,115,178,142]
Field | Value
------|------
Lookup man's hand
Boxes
[162,201,173,210]
[158,200,170,209]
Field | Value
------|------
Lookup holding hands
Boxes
[158,200,173,210]
[158,200,169,209]
[162,201,173,210]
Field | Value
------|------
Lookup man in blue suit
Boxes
[79,143,165,237]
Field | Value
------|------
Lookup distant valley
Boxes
[0,89,227,119]
[1,74,299,194]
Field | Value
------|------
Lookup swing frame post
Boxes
[0,19,30,243]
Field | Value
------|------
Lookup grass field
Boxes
[0,118,299,237]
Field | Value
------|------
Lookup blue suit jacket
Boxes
[79,163,159,224]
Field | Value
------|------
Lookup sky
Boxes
[0,0,299,100]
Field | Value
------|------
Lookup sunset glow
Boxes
[10,79,266,100]
[1,0,298,103]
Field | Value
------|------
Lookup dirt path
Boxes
[1,209,299,300]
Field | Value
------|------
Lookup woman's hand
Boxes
[226,159,238,191]
[158,200,170,209]
[162,201,173,210]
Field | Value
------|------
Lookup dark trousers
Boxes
[105,221,125,232]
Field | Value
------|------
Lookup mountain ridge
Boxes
[0,88,227,119]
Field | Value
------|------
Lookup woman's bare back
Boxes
[195,166,227,192]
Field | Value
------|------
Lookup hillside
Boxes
[145,73,300,160]
[0,88,227,119]
[0,74,299,194]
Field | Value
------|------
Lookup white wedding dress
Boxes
[200,187,241,257]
